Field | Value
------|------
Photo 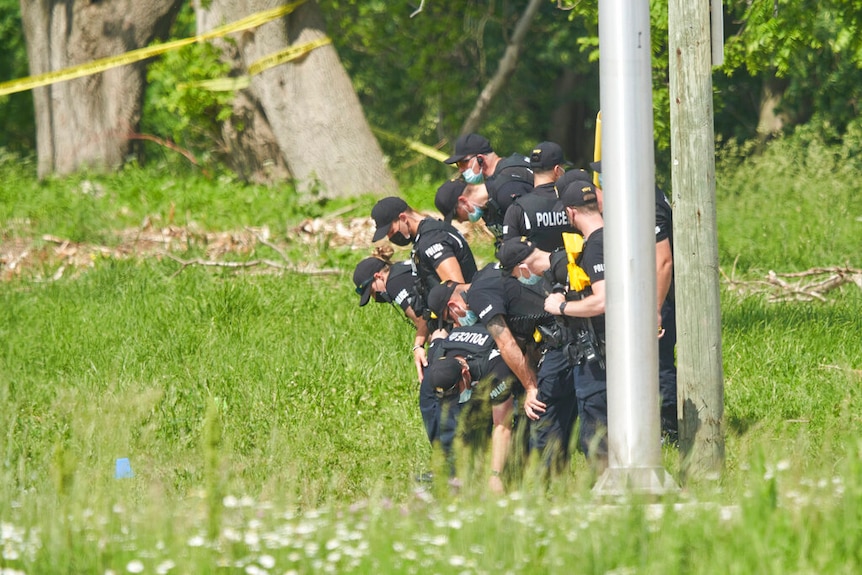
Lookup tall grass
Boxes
[1,133,862,572]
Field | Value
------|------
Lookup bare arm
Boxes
[486,315,545,420]
[433,256,465,284]
[546,280,606,318]
[405,307,429,382]
[655,238,673,311]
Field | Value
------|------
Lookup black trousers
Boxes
[659,297,678,433]
[529,348,577,471]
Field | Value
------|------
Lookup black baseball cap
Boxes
[426,280,460,320]
[371,197,409,242]
[590,160,602,173]
[353,257,387,306]
[423,356,464,394]
[529,141,571,170]
[435,179,467,222]
[554,168,592,195]
[495,236,536,271]
[555,181,599,210]
[443,133,493,164]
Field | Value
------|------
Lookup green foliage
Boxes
[141,36,235,169]
[720,0,862,141]
[0,0,35,153]
[321,0,601,180]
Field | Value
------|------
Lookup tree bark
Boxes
[20,0,183,178]
[200,0,398,198]
[756,73,787,143]
[547,67,591,167]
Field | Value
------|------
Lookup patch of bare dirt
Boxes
[0,212,487,282]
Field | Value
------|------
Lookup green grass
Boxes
[2,133,862,573]
[715,135,862,271]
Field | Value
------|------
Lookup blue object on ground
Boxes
[115,457,134,479]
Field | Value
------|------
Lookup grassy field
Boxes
[1,136,862,573]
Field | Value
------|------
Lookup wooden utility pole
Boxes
[668,0,725,482]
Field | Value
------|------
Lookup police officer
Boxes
[435,179,505,247]
[370,196,478,322]
[503,141,578,253]
[496,236,579,474]
[421,311,518,495]
[544,182,608,467]
[425,261,556,474]
[443,133,533,235]
[353,246,429,381]
[371,196,477,284]
[592,161,678,442]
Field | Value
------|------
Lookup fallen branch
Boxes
[721,265,862,303]
[162,252,340,279]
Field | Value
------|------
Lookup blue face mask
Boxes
[598,173,603,187]
[457,309,479,327]
[463,166,484,185]
[517,267,543,286]
[466,203,485,223]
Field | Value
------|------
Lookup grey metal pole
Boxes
[593,0,677,495]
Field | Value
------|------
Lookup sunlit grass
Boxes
[2,133,862,572]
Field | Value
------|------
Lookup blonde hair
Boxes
[372,245,394,265]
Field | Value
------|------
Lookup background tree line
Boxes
[2,0,862,192]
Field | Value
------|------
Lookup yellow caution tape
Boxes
[178,77,252,92]
[248,37,332,76]
[373,128,451,163]
[0,0,308,97]
[178,37,331,92]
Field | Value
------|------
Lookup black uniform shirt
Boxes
[485,153,534,213]
[465,269,550,344]
[502,182,578,253]
[655,187,673,246]
[575,227,606,337]
[412,218,478,287]
[385,260,419,313]
[655,187,675,302]
[428,324,500,379]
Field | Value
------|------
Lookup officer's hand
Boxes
[430,328,449,341]
[413,347,428,382]
[657,310,665,339]
[523,387,546,420]
[544,292,566,315]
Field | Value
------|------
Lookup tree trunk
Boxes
[20,0,183,178]
[547,67,591,168]
[756,73,788,143]
[201,0,398,198]
[195,2,290,184]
